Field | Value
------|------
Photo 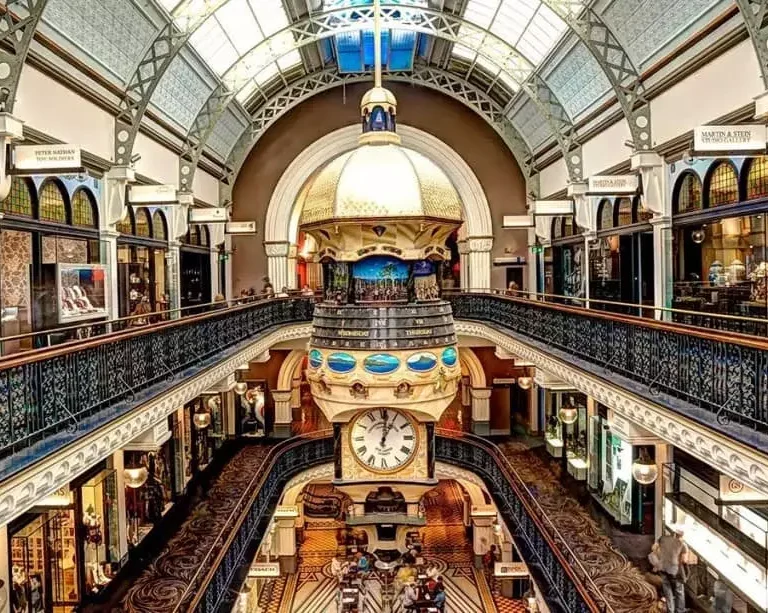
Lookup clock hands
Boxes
[380,409,390,448]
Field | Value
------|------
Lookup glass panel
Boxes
[707,162,738,207]
[1,177,32,216]
[616,197,633,226]
[38,182,67,224]
[135,209,151,238]
[675,172,703,213]
[152,211,167,241]
[746,156,768,201]
[81,470,120,593]
[599,199,613,230]
[72,190,97,227]
[116,212,133,235]
[125,445,174,548]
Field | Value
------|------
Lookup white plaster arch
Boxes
[277,349,306,391]
[459,347,487,389]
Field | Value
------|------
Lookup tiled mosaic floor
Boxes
[284,480,503,612]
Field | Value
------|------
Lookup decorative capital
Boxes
[468,237,493,252]
[265,241,290,257]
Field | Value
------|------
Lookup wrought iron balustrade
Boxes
[447,292,768,434]
[0,297,314,462]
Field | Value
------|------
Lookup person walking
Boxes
[654,529,688,613]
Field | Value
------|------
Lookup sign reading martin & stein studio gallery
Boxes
[587,174,639,194]
[693,124,767,152]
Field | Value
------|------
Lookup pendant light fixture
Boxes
[517,376,532,390]
[558,397,579,425]
[123,456,148,489]
[632,448,658,485]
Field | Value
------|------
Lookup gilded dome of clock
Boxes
[297,144,463,227]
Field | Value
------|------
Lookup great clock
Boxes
[349,407,418,473]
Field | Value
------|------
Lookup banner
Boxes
[694,124,767,152]
[129,184,177,204]
[14,144,81,170]
[588,174,639,194]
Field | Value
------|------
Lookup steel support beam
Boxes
[736,0,768,89]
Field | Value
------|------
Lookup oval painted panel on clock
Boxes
[406,352,437,372]
[363,353,400,375]
[350,408,418,473]
[308,349,323,369]
[327,352,356,373]
[442,346,458,367]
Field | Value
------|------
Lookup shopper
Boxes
[713,578,733,613]
[401,581,418,611]
[654,529,688,613]
[433,584,446,611]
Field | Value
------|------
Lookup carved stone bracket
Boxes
[104,165,136,229]
[631,151,668,217]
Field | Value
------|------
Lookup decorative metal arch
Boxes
[0,0,50,113]
[736,0,768,89]
[216,67,537,208]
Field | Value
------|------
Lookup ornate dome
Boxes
[298,144,463,227]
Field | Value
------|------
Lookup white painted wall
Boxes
[539,158,568,198]
[133,133,179,186]
[195,169,220,206]
[582,120,632,178]
[16,67,114,161]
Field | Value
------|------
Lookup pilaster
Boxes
[467,237,493,290]
[458,240,469,290]
[265,241,290,292]
[471,504,496,568]
[287,244,298,290]
[167,241,182,314]
[272,389,293,438]
[275,506,299,574]
[291,375,302,421]
[101,229,120,321]
[470,387,492,436]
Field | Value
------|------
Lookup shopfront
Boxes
[115,207,170,318]
[590,196,654,313]
[587,406,654,533]
[549,215,585,300]
[179,224,212,309]
[0,176,105,352]
[662,449,767,612]
[671,156,768,321]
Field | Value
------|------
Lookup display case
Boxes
[125,445,174,548]
[56,263,108,323]
[78,469,119,595]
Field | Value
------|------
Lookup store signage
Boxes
[274,505,299,518]
[248,563,280,578]
[693,124,767,152]
[719,475,768,503]
[494,561,528,577]
[587,175,639,194]
[14,144,81,170]
[533,200,573,216]
[502,215,534,228]
[129,184,177,204]
[189,207,228,223]
[225,221,257,235]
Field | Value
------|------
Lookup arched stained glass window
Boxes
[152,211,167,241]
[116,211,134,234]
[1,177,32,217]
[72,189,97,228]
[135,208,151,238]
[38,181,67,223]
[674,172,702,213]
[598,199,613,231]
[552,217,562,239]
[616,197,633,226]
[188,225,201,245]
[746,156,768,200]
[707,162,738,207]
[636,197,653,222]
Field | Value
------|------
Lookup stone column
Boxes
[167,240,181,315]
[101,229,120,321]
[655,443,672,540]
[274,506,300,574]
[470,387,492,436]
[467,237,493,291]
[272,390,293,438]
[651,216,673,320]
[291,375,302,422]
[223,234,234,301]
[458,240,469,290]
[470,505,496,568]
[583,231,594,308]
[526,227,538,295]
[112,449,129,560]
[287,244,298,290]
[265,241,290,291]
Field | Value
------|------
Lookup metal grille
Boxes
[598,199,613,230]
[746,156,768,200]
[71,190,96,228]
[38,181,67,223]
[116,211,134,235]
[707,162,739,207]
[153,211,167,240]
[1,177,32,217]
[674,172,702,213]
[135,208,151,238]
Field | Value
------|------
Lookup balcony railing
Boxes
[447,292,768,435]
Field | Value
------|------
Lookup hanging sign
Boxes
[189,207,228,223]
[129,184,177,204]
[494,561,528,577]
[14,144,81,171]
[248,563,280,578]
[502,215,534,228]
[693,124,767,152]
[588,175,639,194]
[719,475,768,503]
[533,200,573,216]
[225,221,257,235]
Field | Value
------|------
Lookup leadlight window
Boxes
[674,172,702,213]
[598,199,613,231]
[707,162,738,207]
[135,208,151,238]
[188,225,201,246]
[1,177,32,217]
[153,211,167,241]
[552,216,562,239]
[636,198,653,222]
[116,211,134,235]
[72,190,97,228]
[746,156,768,201]
[616,197,633,226]
[38,181,68,223]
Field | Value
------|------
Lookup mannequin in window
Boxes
[11,566,26,613]
[28,574,43,612]
[129,296,153,326]
[83,504,103,547]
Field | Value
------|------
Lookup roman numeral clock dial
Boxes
[350,408,418,474]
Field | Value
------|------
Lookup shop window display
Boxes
[134,208,151,238]
[706,162,739,207]
[125,447,174,547]
[202,393,226,451]
[616,197,632,226]
[588,413,633,525]
[180,224,212,309]
[238,383,266,437]
[598,199,614,230]
[79,470,119,595]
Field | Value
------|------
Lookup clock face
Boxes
[350,408,418,474]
